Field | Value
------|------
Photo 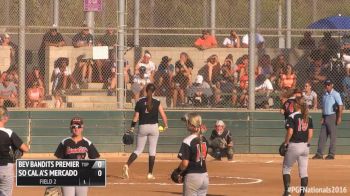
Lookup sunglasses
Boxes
[71,125,82,129]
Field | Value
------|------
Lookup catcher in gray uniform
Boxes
[282,97,313,196]
[208,120,234,161]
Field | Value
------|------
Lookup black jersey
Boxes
[282,97,297,119]
[54,137,100,159]
[209,129,233,145]
[285,112,313,143]
[135,97,161,125]
[0,128,24,164]
[178,134,208,174]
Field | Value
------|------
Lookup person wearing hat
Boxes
[194,30,218,50]
[54,117,100,196]
[134,50,156,83]
[72,24,94,48]
[38,24,66,75]
[312,79,343,160]
[186,75,213,107]
[208,120,234,161]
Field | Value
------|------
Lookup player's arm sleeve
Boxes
[88,143,100,159]
[54,143,65,159]
[11,132,24,149]
[335,93,343,105]
[285,117,294,129]
[134,100,141,113]
[177,142,190,161]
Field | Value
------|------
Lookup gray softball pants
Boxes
[183,173,209,196]
[316,114,337,156]
[134,124,159,156]
[282,142,309,178]
[62,186,88,196]
[0,163,14,196]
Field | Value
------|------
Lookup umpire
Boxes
[312,79,343,160]
[0,107,29,196]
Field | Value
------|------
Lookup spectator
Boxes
[319,32,340,59]
[1,33,18,66]
[186,75,213,107]
[212,58,236,106]
[134,50,156,83]
[222,30,241,48]
[241,33,265,49]
[298,31,316,50]
[0,75,18,107]
[235,54,249,78]
[174,52,194,85]
[303,81,318,110]
[26,66,45,91]
[271,54,287,77]
[341,64,350,109]
[26,80,45,108]
[279,64,297,90]
[194,30,218,50]
[154,56,173,107]
[51,57,78,108]
[72,25,94,48]
[172,62,188,107]
[208,120,234,161]
[255,74,274,109]
[198,54,221,85]
[99,24,117,48]
[73,55,93,85]
[106,53,131,96]
[308,52,327,98]
[238,67,249,107]
[131,66,151,100]
[38,25,66,75]
[258,54,273,78]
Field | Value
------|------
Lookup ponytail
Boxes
[295,97,309,124]
[145,83,156,112]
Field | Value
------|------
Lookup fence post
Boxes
[134,0,141,62]
[285,0,292,49]
[18,0,26,109]
[53,0,59,26]
[278,0,285,48]
[248,0,256,111]
[210,0,216,36]
[117,0,126,109]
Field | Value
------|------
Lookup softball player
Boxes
[280,88,302,120]
[282,97,313,196]
[54,117,100,196]
[177,113,209,196]
[0,106,29,196]
[122,83,168,180]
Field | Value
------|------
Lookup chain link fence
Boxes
[1,0,350,110]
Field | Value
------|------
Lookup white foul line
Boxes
[109,176,263,186]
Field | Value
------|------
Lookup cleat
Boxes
[122,164,129,179]
[312,154,323,159]
[283,191,291,196]
[325,154,335,160]
[147,173,155,180]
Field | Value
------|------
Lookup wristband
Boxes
[131,121,137,128]
[307,143,311,147]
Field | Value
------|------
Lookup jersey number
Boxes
[297,119,308,132]
[196,142,207,162]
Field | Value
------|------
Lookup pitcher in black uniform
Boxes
[282,97,313,196]
[0,107,29,196]
[122,83,168,180]
[176,112,209,196]
[55,117,100,196]
[280,88,303,120]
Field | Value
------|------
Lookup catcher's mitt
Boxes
[44,187,62,196]
[122,129,134,145]
[171,168,184,183]
[279,143,288,156]
[210,137,227,149]
[9,146,23,161]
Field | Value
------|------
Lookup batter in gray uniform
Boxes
[282,97,313,196]
[122,83,168,180]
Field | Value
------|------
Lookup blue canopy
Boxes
[307,16,350,29]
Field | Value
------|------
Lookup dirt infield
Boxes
[13,154,350,196]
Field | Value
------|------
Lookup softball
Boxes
[158,126,164,132]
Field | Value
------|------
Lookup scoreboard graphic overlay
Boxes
[16,160,106,186]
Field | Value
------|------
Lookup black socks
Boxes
[149,156,155,174]
[283,174,291,193]
[300,177,308,196]
[127,153,138,166]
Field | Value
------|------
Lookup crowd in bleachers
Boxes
[1,28,350,109]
